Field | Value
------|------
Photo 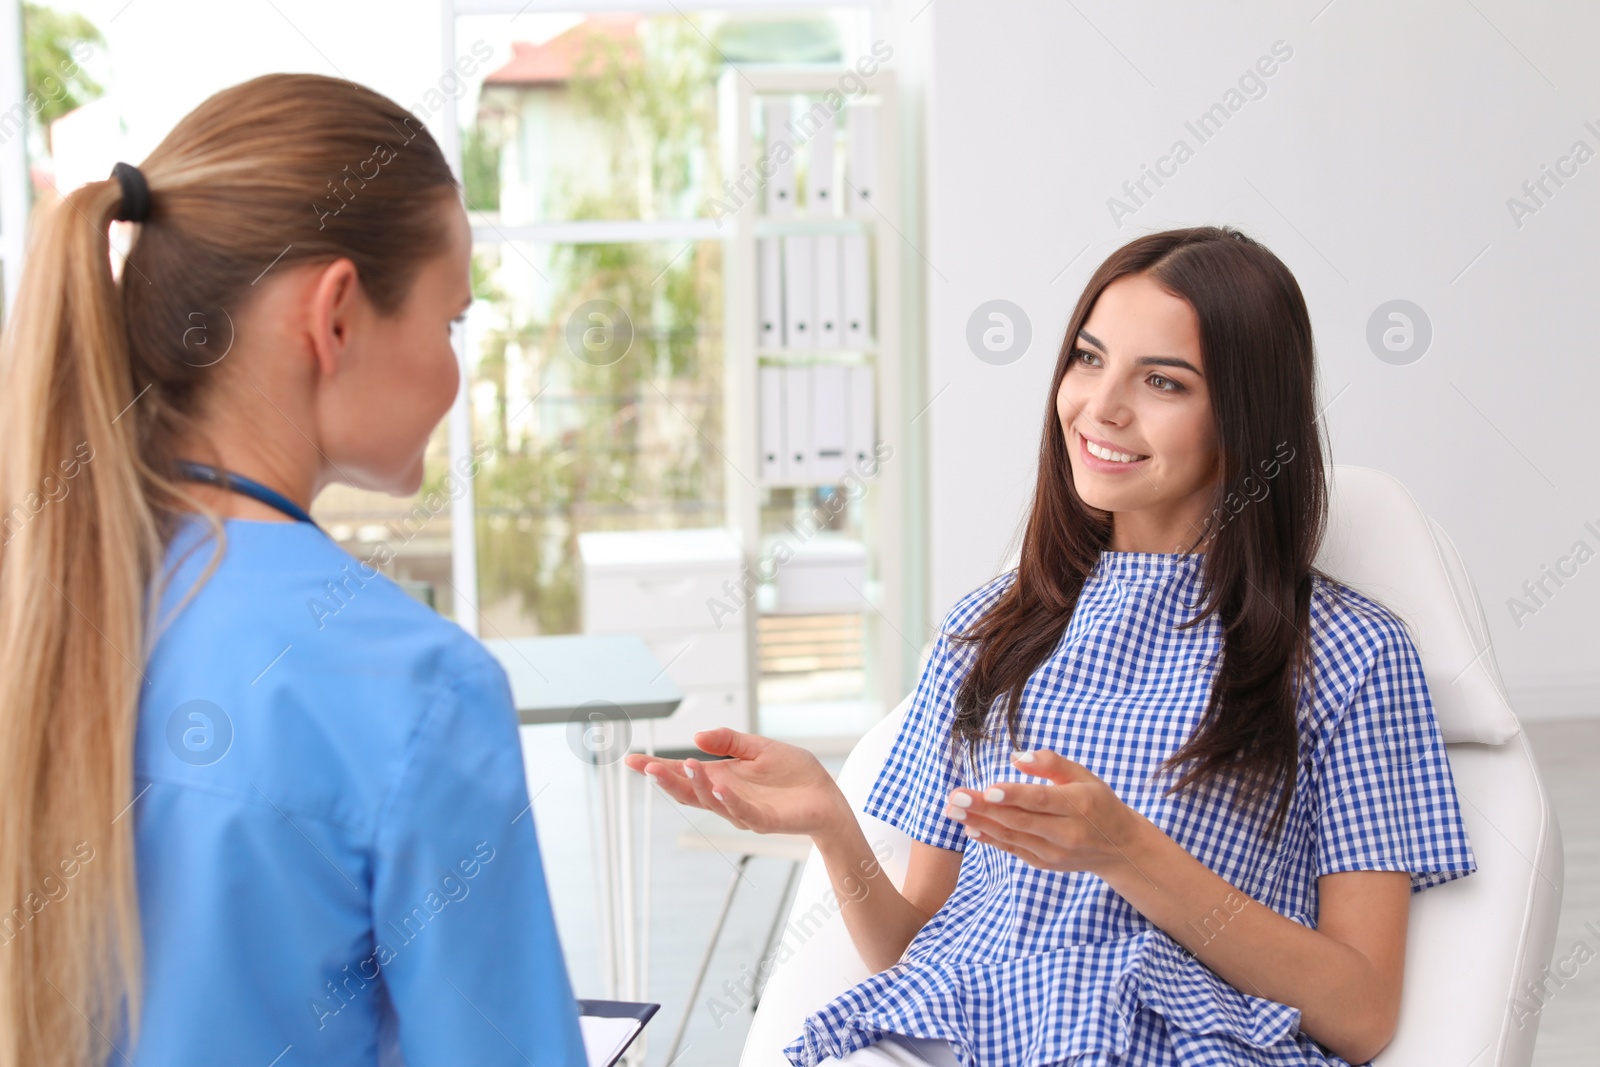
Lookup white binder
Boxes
[758,235,783,349]
[847,364,876,476]
[782,235,815,348]
[782,365,813,483]
[759,365,784,483]
[842,233,871,348]
[807,109,837,217]
[764,99,796,216]
[845,104,877,214]
[810,363,849,483]
[813,233,842,349]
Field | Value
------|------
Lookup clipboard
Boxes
[579,999,659,1067]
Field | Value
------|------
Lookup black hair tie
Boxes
[110,161,150,223]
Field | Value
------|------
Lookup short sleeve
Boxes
[1313,624,1478,893]
[372,656,588,1066]
[861,621,975,853]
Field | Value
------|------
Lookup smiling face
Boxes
[1055,271,1222,553]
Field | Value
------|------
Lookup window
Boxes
[444,5,877,656]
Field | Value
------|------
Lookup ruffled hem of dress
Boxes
[781,930,1307,1067]
[783,1012,965,1067]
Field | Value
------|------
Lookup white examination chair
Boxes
[739,465,1564,1067]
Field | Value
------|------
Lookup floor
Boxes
[518,718,1600,1067]
[1517,720,1600,1066]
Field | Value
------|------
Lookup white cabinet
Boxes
[770,537,869,615]
[579,528,751,753]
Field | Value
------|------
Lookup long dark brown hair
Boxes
[950,226,1330,842]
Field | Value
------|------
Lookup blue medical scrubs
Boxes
[124,514,587,1066]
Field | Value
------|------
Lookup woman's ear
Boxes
[304,257,363,381]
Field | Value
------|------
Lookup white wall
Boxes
[916,0,1600,718]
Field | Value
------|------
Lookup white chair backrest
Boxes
[1314,465,1519,743]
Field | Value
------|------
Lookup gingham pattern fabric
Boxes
[783,550,1478,1067]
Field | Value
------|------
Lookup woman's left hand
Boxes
[942,749,1152,879]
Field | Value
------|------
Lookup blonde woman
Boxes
[0,74,587,1066]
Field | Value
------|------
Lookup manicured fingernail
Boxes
[945,806,967,822]
[685,763,695,779]
[948,792,973,808]
[645,771,660,783]
[984,787,1006,803]
[964,826,982,839]
[1012,751,1035,764]
[713,790,724,801]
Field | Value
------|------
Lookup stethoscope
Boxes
[172,461,320,529]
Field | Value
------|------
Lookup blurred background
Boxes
[0,1,1595,1063]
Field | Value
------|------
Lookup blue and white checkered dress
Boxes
[783,550,1478,1067]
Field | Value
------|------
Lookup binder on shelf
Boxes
[847,363,876,475]
[845,104,877,214]
[782,364,813,483]
[813,233,842,349]
[810,363,849,483]
[722,68,899,720]
[758,235,783,348]
[807,107,837,217]
[842,233,871,348]
[764,99,795,216]
[781,235,815,349]
[759,365,784,483]
[579,999,659,1067]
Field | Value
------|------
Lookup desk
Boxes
[483,634,679,1026]
[487,634,682,727]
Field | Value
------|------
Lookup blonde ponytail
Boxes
[0,72,458,1067]
[0,172,160,1067]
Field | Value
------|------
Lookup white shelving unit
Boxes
[718,66,905,730]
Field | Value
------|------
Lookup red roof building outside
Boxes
[483,14,644,87]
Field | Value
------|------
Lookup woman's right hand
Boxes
[622,728,853,841]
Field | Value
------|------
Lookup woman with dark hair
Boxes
[0,74,586,1066]
[627,226,1477,1066]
